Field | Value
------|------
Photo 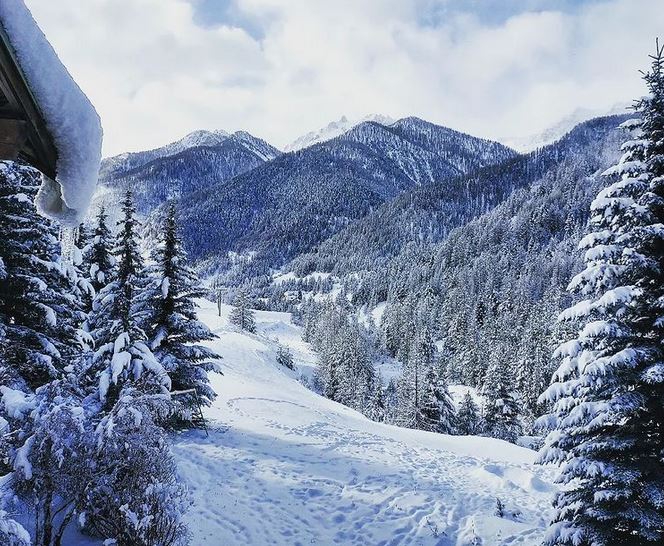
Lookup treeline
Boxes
[270,114,626,441]
[300,299,514,441]
[0,163,217,546]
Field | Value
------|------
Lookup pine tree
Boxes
[85,191,169,408]
[538,45,664,545]
[437,371,457,434]
[365,373,386,422]
[276,344,294,369]
[337,321,374,411]
[142,203,220,412]
[481,357,521,443]
[419,366,443,432]
[456,391,480,435]
[229,290,256,333]
[82,205,115,294]
[419,365,456,433]
[397,328,436,430]
[0,162,84,390]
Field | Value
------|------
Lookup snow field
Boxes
[172,300,556,545]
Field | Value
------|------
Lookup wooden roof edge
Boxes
[0,19,57,180]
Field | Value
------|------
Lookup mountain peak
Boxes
[284,114,396,152]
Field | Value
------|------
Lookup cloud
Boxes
[24,0,664,155]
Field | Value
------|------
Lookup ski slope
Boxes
[172,300,556,545]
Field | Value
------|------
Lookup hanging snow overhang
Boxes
[0,21,57,180]
[0,1,102,226]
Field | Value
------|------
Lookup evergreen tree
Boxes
[337,321,374,411]
[229,290,256,333]
[276,344,295,369]
[72,221,92,269]
[481,357,521,443]
[0,163,84,390]
[397,328,436,430]
[419,365,456,433]
[85,191,169,408]
[419,366,443,432]
[538,45,664,545]
[437,371,457,434]
[456,391,480,435]
[365,373,386,422]
[82,205,115,294]
[143,204,220,413]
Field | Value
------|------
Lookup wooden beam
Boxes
[0,117,27,160]
[0,21,57,179]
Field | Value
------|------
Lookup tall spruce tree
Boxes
[538,44,664,545]
[0,163,84,390]
[481,357,521,443]
[397,328,436,430]
[365,373,386,422]
[82,205,115,294]
[456,391,480,435]
[143,203,219,411]
[229,290,256,333]
[85,192,169,408]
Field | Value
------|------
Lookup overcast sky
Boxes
[24,0,664,156]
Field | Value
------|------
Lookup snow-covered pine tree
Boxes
[229,289,256,333]
[397,328,436,430]
[85,191,169,408]
[73,221,92,268]
[481,357,521,443]
[0,511,30,546]
[456,391,480,435]
[82,205,115,294]
[437,370,456,434]
[419,365,456,433]
[276,344,294,369]
[142,203,219,415]
[365,373,386,422]
[419,366,443,432]
[538,45,664,545]
[0,162,85,390]
[337,321,374,411]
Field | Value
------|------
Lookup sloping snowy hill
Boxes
[172,300,555,545]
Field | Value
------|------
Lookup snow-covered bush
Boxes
[83,395,190,546]
[9,380,95,546]
[0,511,30,546]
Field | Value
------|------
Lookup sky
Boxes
[24,0,664,156]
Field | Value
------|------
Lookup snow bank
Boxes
[172,299,556,545]
[0,1,102,225]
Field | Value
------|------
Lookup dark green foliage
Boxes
[143,203,219,411]
[0,163,84,390]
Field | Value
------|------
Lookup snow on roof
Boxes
[0,0,102,225]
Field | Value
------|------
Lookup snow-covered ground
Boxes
[171,299,556,545]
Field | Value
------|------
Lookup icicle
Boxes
[59,225,76,264]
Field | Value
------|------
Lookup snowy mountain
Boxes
[287,114,628,277]
[501,103,630,152]
[284,114,396,152]
[174,299,556,545]
[161,117,516,279]
[100,129,231,180]
[271,115,628,429]
[94,130,281,218]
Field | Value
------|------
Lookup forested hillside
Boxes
[269,114,628,435]
[288,115,627,276]
[167,117,515,281]
[95,130,281,218]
